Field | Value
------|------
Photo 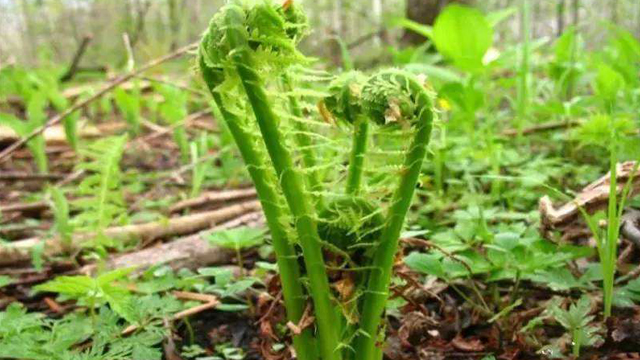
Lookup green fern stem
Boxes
[345,116,369,196]
[354,70,434,360]
[200,59,318,360]
[224,6,341,360]
[323,71,368,196]
[282,72,325,210]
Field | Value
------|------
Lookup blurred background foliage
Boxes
[2,0,640,70]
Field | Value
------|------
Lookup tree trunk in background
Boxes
[557,0,565,37]
[531,0,540,39]
[611,0,619,24]
[168,0,181,51]
[401,0,472,45]
[20,0,36,62]
[372,0,383,45]
[132,0,150,48]
[572,0,579,26]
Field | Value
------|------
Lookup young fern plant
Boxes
[200,2,433,360]
[73,135,129,253]
[198,5,319,357]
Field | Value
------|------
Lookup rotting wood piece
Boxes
[169,187,257,213]
[0,200,261,266]
[79,211,264,275]
[539,161,640,242]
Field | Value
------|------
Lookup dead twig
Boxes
[0,201,48,214]
[60,35,93,82]
[78,212,262,276]
[0,42,198,164]
[169,187,257,213]
[501,119,582,137]
[0,172,65,181]
[133,110,210,146]
[0,200,261,266]
[540,161,640,238]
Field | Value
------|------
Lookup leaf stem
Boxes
[223,6,341,360]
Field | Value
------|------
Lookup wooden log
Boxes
[0,200,261,266]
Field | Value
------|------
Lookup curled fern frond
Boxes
[323,71,366,125]
[354,69,435,360]
[317,196,384,256]
[199,0,308,89]
[362,69,433,127]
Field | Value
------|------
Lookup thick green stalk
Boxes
[200,61,318,360]
[354,72,433,360]
[282,73,325,210]
[224,7,341,360]
[345,116,369,195]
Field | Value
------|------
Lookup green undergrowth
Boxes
[1,1,640,359]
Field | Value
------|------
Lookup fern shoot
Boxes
[200,3,434,360]
[73,135,129,249]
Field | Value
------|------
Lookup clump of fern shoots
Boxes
[199,2,434,360]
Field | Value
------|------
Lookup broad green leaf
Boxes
[593,63,625,100]
[97,267,136,286]
[206,227,265,250]
[432,4,493,72]
[34,275,95,296]
[404,252,445,279]
[0,275,12,288]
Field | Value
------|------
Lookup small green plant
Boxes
[73,135,129,251]
[199,2,434,359]
[574,113,639,318]
[579,160,639,318]
[48,187,74,249]
[34,267,135,321]
[114,86,142,134]
[1,93,48,173]
[157,84,190,163]
[189,134,211,197]
[538,296,602,358]
[206,226,265,271]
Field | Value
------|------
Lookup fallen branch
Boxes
[0,42,198,164]
[501,119,582,137]
[79,211,264,275]
[60,35,94,83]
[169,187,257,213]
[540,161,640,231]
[133,110,210,146]
[0,121,128,146]
[539,161,640,244]
[0,201,48,214]
[0,172,65,181]
[0,200,261,266]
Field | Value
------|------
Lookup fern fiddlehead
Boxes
[201,3,434,359]
[323,71,369,196]
[199,31,320,360]
[353,69,434,360]
[221,5,340,359]
[199,2,339,359]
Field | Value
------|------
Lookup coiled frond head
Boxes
[317,196,384,255]
[322,71,367,124]
[361,69,433,127]
[199,0,309,89]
